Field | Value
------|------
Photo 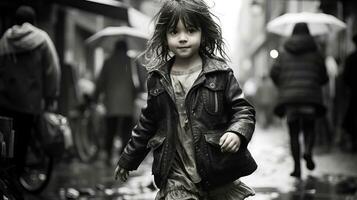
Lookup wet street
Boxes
[1,0,356,200]
[25,123,357,200]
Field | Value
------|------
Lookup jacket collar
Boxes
[152,56,230,79]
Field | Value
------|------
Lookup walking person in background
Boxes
[93,40,135,166]
[342,34,357,152]
[255,74,278,129]
[270,22,329,179]
[0,5,60,184]
[115,0,257,199]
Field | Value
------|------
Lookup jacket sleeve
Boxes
[118,74,158,170]
[225,71,256,148]
[42,32,61,109]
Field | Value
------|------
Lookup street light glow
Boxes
[270,49,279,59]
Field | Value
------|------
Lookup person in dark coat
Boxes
[270,22,329,178]
[342,34,357,152]
[93,40,135,165]
[0,5,60,181]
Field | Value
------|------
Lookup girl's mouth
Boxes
[178,46,190,49]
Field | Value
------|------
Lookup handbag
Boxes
[38,112,73,157]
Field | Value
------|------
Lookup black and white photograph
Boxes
[1,0,356,199]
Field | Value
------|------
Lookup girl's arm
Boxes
[116,74,158,171]
[224,71,256,149]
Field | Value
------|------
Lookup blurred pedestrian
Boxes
[242,76,257,106]
[114,0,257,199]
[270,22,329,178]
[255,74,278,129]
[93,40,135,165]
[342,34,357,152]
[313,55,337,151]
[0,5,60,181]
[58,62,80,116]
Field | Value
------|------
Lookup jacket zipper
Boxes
[214,92,218,113]
[154,72,178,188]
[158,72,177,108]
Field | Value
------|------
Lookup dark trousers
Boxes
[105,116,133,158]
[287,116,315,171]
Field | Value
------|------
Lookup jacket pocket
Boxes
[204,130,244,171]
[204,131,251,178]
[202,81,225,115]
[147,134,166,175]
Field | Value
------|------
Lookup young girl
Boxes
[115,0,257,199]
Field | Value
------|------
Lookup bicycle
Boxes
[18,111,73,194]
[68,95,101,163]
[17,115,54,194]
[0,164,22,200]
[0,116,23,199]
[1,111,73,196]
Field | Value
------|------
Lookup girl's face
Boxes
[166,19,202,60]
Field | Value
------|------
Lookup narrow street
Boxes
[25,123,357,200]
[1,1,357,200]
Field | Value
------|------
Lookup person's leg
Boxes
[105,116,118,164]
[118,116,134,153]
[302,117,316,170]
[349,112,357,152]
[287,118,301,178]
[15,115,33,176]
[262,105,272,128]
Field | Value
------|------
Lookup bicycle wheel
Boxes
[71,108,99,163]
[0,172,22,200]
[18,137,53,194]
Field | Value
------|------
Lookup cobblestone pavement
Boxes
[24,123,357,200]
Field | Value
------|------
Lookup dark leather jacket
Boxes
[118,57,257,189]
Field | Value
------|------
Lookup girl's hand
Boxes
[219,132,241,153]
[114,164,129,182]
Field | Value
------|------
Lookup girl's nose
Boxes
[178,33,188,43]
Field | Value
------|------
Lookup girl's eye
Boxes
[187,28,197,33]
[169,30,177,35]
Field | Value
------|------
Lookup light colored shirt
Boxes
[170,64,202,183]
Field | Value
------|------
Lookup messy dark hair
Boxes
[143,0,229,69]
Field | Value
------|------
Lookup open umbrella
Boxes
[267,12,346,36]
[85,26,150,54]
